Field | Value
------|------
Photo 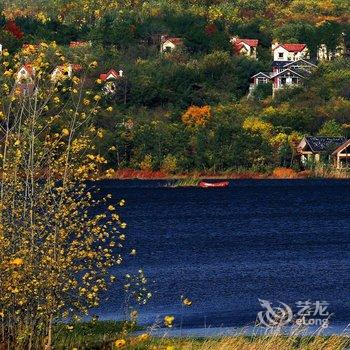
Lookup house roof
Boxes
[299,136,346,153]
[242,39,259,47]
[251,72,271,79]
[274,44,307,52]
[99,69,121,81]
[232,38,259,54]
[272,61,292,69]
[332,139,350,155]
[283,59,317,69]
[271,68,307,79]
[272,60,316,75]
[164,37,183,45]
[234,38,259,47]
[235,42,246,52]
[20,64,34,76]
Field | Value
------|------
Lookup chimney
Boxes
[119,70,123,77]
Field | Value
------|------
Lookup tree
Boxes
[318,119,344,136]
[0,42,129,349]
[182,105,211,126]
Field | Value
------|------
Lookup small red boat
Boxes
[199,181,229,188]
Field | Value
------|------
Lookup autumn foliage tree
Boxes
[5,20,24,39]
[182,105,211,127]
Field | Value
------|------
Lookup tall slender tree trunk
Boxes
[45,315,53,350]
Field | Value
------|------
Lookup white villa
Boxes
[272,43,310,61]
[99,69,123,95]
[230,37,259,59]
[16,64,35,83]
[51,64,82,82]
[160,36,184,53]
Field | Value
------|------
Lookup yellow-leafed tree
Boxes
[0,43,129,349]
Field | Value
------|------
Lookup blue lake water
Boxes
[93,179,350,334]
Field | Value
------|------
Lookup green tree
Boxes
[318,119,344,136]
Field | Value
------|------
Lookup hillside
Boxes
[0,0,350,175]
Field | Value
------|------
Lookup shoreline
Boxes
[103,168,350,181]
[53,320,350,349]
[138,324,350,338]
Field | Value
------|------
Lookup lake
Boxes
[93,179,350,334]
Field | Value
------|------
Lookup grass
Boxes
[51,322,350,349]
[53,320,141,350]
[153,334,350,349]
[167,178,200,187]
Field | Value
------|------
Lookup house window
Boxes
[281,77,287,85]
[292,77,299,84]
[279,52,284,59]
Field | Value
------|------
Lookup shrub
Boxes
[161,154,178,174]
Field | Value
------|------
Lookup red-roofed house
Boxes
[272,42,309,61]
[160,36,184,53]
[16,64,35,83]
[99,69,123,81]
[99,69,123,95]
[230,37,259,58]
[15,64,36,96]
[51,64,83,81]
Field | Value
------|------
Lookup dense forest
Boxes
[1,0,350,174]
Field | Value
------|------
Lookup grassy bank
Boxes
[51,321,350,349]
[154,335,350,350]
[52,321,140,350]
[104,167,350,181]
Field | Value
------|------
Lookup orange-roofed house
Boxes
[272,42,310,61]
[160,36,184,53]
[230,37,259,58]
